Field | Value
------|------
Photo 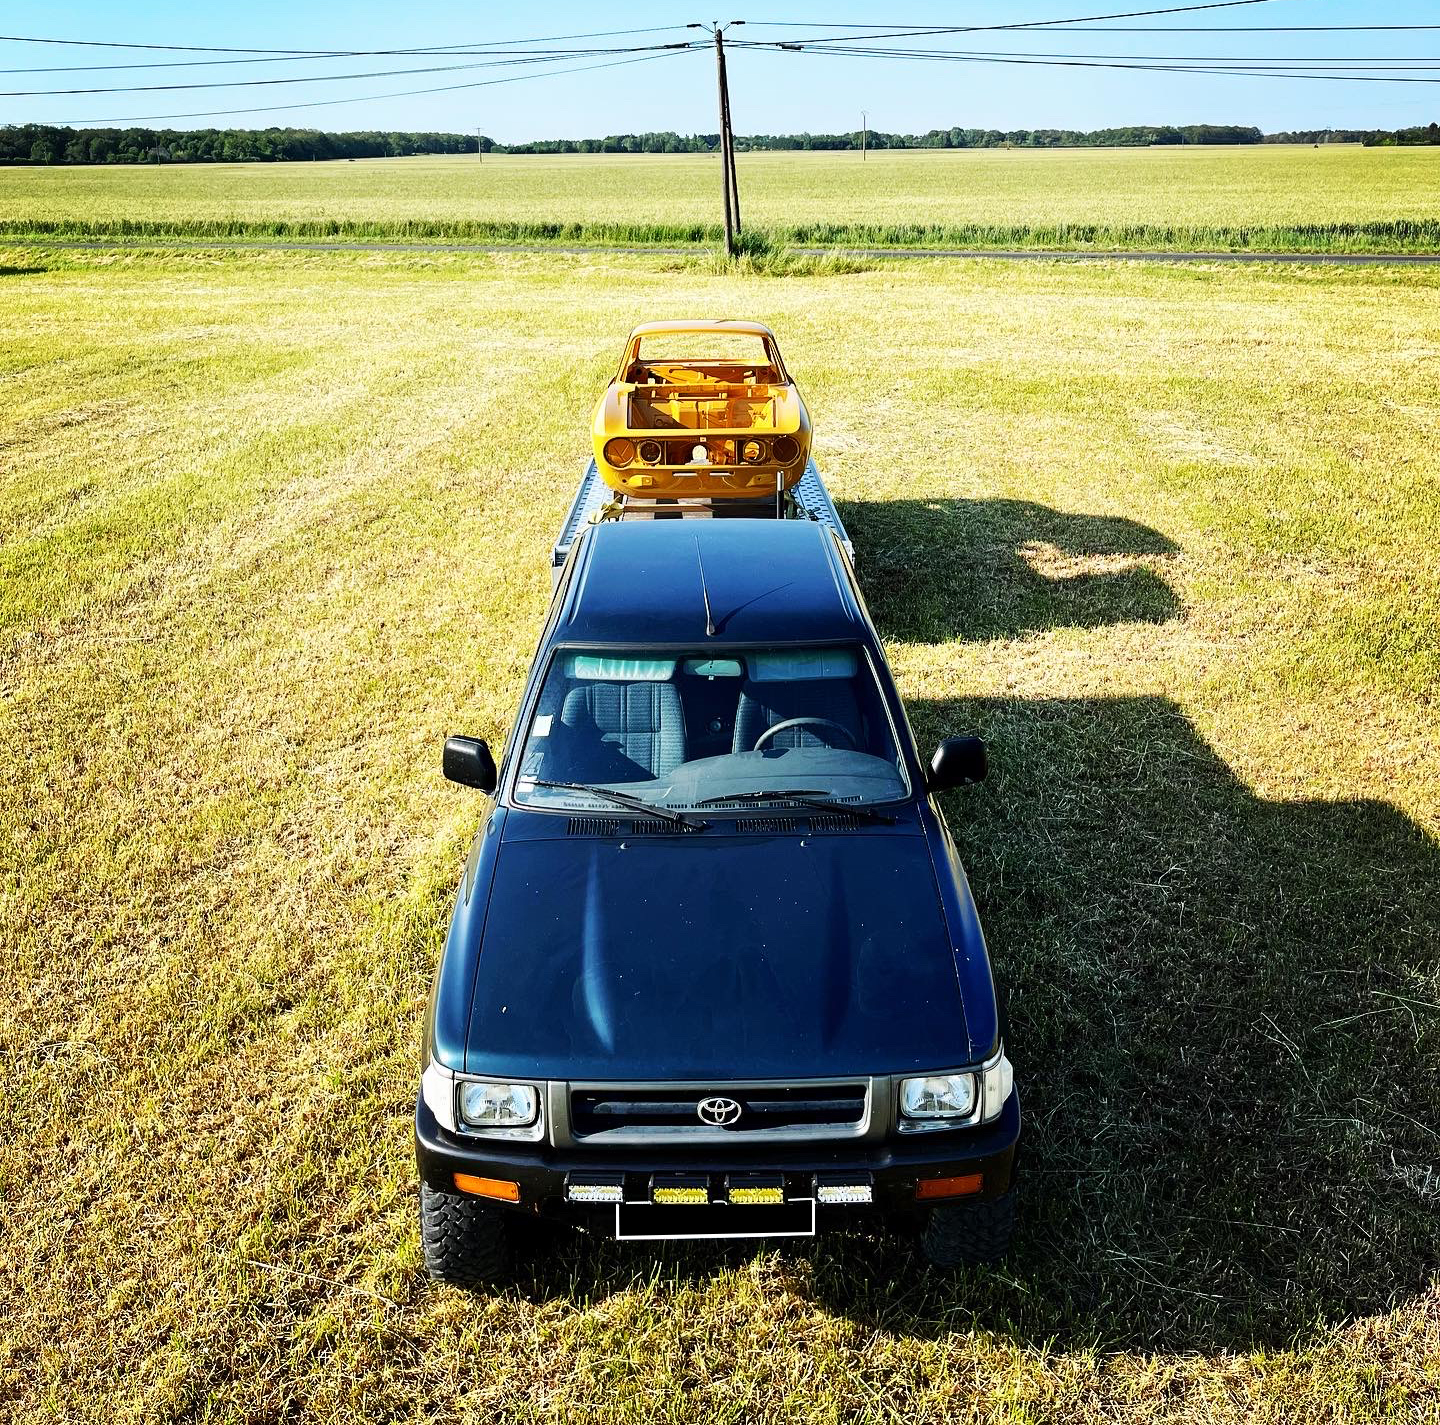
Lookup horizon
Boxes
[4,1,1438,139]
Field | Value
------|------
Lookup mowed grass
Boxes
[2,246,1438,1422]
[4,145,1440,251]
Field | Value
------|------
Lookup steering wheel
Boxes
[753,717,858,752]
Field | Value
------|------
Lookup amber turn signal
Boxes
[915,1173,984,1201]
[453,1173,521,1203]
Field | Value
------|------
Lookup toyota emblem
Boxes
[696,1095,743,1127]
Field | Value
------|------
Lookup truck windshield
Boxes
[512,646,909,813]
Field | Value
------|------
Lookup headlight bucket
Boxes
[604,437,636,468]
[897,1046,1013,1133]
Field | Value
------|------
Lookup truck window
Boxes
[513,644,909,812]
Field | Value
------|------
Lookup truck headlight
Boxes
[458,1080,539,1130]
[899,1073,978,1123]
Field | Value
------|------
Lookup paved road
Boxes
[17,238,1440,265]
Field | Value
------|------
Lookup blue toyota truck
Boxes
[416,463,1018,1284]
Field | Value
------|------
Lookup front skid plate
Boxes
[614,1198,816,1241]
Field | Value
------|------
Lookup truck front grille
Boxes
[567,1081,871,1144]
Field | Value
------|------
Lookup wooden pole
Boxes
[715,29,735,256]
[719,35,741,232]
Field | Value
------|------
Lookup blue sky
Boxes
[5,1,1438,136]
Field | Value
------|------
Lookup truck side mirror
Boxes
[442,735,497,793]
[929,736,987,792]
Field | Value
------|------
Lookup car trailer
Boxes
[551,457,854,586]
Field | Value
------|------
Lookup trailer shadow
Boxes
[837,496,1180,643]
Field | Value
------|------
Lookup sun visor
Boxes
[568,656,676,681]
[746,649,857,681]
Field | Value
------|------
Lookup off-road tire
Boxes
[419,1183,510,1288]
[920,1188,1016,1268]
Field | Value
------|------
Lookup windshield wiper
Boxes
[695,788,825,805]
[695,789,896,824]
[521,779,707,829]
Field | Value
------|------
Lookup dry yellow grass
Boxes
[1,246,1437,1422]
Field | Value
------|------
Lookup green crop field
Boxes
[4,144,1440,251]
[3,244,1438,1422]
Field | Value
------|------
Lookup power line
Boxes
[736,44,1440,69]
[52,46,696,126]
[2,44,691,97]
[733,0,1290,47]
[746,21,1440,33]
[0,25,692,56]
[740,42,1440,85]
[1,43,685,74]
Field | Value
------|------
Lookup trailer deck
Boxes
[552,458,852,583]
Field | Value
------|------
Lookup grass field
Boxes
[2,245,1438,1422]
[5,145,1440,251]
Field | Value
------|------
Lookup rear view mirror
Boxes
[929,736,987,793]
[443,736,497,793]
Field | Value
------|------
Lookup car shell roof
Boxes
[628,320,776,339]
[558,520,863,647]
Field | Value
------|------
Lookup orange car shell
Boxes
[592,321,813,499]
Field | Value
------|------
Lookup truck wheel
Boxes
[920,1189,1016,1268]
[419,1183,510,1288]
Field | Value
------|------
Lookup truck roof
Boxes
[557,519,865,647]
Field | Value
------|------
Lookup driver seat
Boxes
[732,680,863,754]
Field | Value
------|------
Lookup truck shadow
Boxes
[809,697,1440,1352]
[837,496,1180,643]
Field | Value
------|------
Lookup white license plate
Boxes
[614,1198,816,1242]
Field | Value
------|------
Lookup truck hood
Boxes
[464,831,972,1080]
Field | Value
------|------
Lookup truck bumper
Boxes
[415,1090,1019,1233]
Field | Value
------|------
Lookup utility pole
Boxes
[861,110,868,162]
[475,127,483,162]
[719,32,741,234]
[693,21,744,256]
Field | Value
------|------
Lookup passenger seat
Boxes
[560,681,687,781]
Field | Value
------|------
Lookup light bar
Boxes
[816,1180,873,1205]
[654,1186,709,1205]
[727,1176,785,1206]
[565,1177,624,1205]
[652,1175,710,1206]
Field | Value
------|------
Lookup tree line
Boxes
[498,124,1269,153]
[1264,124,1440,146]
[0,125,476,165]
[2,121,1437,165]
